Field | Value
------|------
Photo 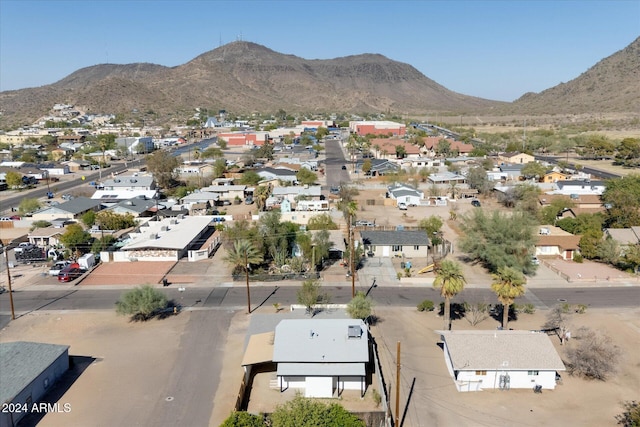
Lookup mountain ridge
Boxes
[1,39,638,128]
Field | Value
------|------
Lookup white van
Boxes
[77,253,96,271]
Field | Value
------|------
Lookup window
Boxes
[392,245,402,252]
[528,370,539,376]
[475,370,487,375]
[414,245,420,250]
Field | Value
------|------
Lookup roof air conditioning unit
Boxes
[160,226,168,231]
[170,219,177,225]
[149,233,158,239]
[348,325,363,339]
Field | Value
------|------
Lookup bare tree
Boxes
[565,326,621,380]
[464,302,489,326]
[543,304,573,345]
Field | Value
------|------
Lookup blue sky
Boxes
[1,0,638,101]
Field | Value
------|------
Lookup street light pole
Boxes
[245,250,251,314]
[3,248,16,320]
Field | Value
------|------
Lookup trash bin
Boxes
[400,262,405,269]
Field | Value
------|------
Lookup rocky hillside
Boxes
[511,37,640,114]
[1,39,638,128]
[0,42,501,127]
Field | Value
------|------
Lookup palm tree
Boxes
[433,260,466,330]
[224,240,263,313]
[491,266,526,329]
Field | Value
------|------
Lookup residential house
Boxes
[360,230,431,258]
[108,215,215,262]
[550,180,606,196]
[257,167,298,184]
[387,183,424,206]
[27,226,64,248]
[400,157,443,170]
[272,185,322,204]
[92,175,158,203]
[604,227,640,251]
[271,319,370,398]
[422,137,474,157]
[217,131,268,147]
[115,136,154,154]
[63,160,92,172]
[499,164,525,181]
[369,138,422,160]
[57,134,86,144]
[174,162,215,179]
[355,158,400,176]
[0,342,70,427]
[198,184,248,203]
[107,197,158,218]
[428,171,466,185]
[542,171,569,183]
[535,225,581,260]
[439,330,565,392]
[32,197,103,221]
[498,152,535,164]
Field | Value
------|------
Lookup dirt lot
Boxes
[1,304,637,427]
[372,306,640,427]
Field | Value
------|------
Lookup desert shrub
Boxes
[522,303,536,314]
[220,411,264,427]
[372,389,382,408]
[565,326,621,380]
[417,300,435,312]
[115,285,168,321]
[616,400,640,426]
[463,302,489,326]
[575,304,588,314]
[560,303,572,313]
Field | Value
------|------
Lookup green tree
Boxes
[81,210,96,228]
[433,260,466,330]
[30,220,51,231]
[269,394,364,427]
[436,139,451,157]
[202,146,223,160]
[520,162,547,180]
[213,158,227,178]
[466,166,493,195]
[18,198,41,214]
[491,266,526,328]
[60,223,92,253]
[296,168,317,186]
[96,211,137,231]
[362,159,372,175]
[224,239,263,276]
[346,291,373,320]
[5,170,23,188]
[418,215,443,244]
[395,145,406,159]
[596,236,621,265]
[297,278,323,315]
[239,170,262,185]
[306,213,338,230]
[540,198,575,225]
[146,150,179,188]
[97,133,116,165]
[602,175,640,228]
[115,285,168,321]
[623,243,640,274]
[615,137,640,167]
[220,411,264,427]
[459,209,537,274]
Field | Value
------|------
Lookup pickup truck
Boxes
[14,242,34,253]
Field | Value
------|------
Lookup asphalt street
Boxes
[2,285,638,330]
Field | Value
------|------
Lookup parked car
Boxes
[531,256,540,265]
[398,202,408,210]
[245,196,254,205]
[471,199,481,207]
[354,220,375,226]
[49,261,72,276]
[57,263,82,282]
[330,186,340,195]
[341,165,347,170]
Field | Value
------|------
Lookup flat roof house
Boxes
[360,230,430,258]
[272,319,370,398]
[439,330,565,392]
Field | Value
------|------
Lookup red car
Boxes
[58,263,82,282]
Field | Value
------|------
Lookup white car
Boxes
[531,257,540,265]
[398,203,407,210]
[49,261,71,276]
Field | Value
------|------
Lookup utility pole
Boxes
[395,341,401,427]
[3,248,16,320]
[245,250,251,314]
[350,214,355,298]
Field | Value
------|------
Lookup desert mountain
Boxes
[0,42,501,127]
[511,36,640,114]
[1,39,638,128]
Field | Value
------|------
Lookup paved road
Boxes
[323,137,351,188]
[2,285,638,329]
[1,159,144,212]
[535,155,621,179]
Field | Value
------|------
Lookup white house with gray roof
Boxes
[0,341,70,426]
[439,330,565,392]
[272,319,370,398]
[360,230,430,258]
[387,183,424,206]
[32,197,103,221]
